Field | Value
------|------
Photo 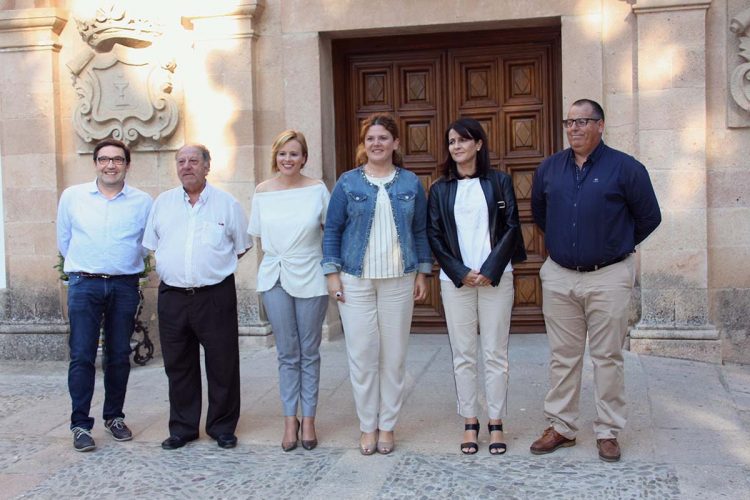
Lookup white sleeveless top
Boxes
[248,181,330,297]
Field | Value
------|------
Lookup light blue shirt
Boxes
[56,180,153,275]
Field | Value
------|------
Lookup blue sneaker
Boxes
[72,427,95,452]
[104,417,133,441]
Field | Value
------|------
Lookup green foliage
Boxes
[54,253,69,282]
[141,254,153,277]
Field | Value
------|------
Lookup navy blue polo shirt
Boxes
[531,140,661,268]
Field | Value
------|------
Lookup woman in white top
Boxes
[427,118,526,455]
[248,130,330,452]
[322,114,433,455]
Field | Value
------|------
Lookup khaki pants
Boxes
[441,272,514,420]
[540,256,635,440]
[337,272,416,433]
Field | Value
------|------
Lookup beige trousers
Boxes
[337,272,415,433]
[441,272,514,419]
[540,256,635,440]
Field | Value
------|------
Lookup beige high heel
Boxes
[359,431,378,456]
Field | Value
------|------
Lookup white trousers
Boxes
[441,271,514,420]
[337,272,415,433]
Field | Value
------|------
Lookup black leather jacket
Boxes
[427,170,527,288]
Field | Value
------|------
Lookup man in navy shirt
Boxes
[529,99,660,462]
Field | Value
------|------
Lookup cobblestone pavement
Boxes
[11,443,680,500]
[0,334,748,499]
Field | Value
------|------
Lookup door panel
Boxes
[333,27,561,333]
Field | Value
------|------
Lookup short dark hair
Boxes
[93,139,130,165]
[440,117,491,179]
[571,98,605,121]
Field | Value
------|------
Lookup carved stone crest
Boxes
[67,3,179,147]
[730,7,750,113]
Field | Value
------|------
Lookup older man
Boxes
[57,138,152,452]
[530,99,661,462]
[143,144,251,450]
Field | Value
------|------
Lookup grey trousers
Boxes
[262,283,328,417]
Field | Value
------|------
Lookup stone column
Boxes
[0,8,69,360]
[280,31,342,340]
[182,1,273,347]
[629,0,720,362]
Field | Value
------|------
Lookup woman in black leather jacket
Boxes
[427,117,526,455]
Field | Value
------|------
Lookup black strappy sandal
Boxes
[488,422,507,455]
[461,422,480,455]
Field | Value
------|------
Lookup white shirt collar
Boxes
[182,182,211,204]
[86,179,130,198]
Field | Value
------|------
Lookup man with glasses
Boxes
[57,138,153,451]
[529,99,661,462]
[143,144,251,450]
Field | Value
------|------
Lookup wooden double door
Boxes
[333,27,561,333]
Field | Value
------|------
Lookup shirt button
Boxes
[573,203,577,207]
[573,243,576,247]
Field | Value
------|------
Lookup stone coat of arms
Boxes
[67,4,179,146]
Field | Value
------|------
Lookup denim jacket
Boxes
[322,166,432,277]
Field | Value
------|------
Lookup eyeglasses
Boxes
[561,118,601,129]
[96,156,126,166]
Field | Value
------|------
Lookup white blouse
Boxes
[248,181,330,297]
[439,178,512,282]
[362,171,404,279]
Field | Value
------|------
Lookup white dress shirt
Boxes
[142,183,252,288]
[247,181,329,298]
[439,178,512,281]
[56,180,152,275]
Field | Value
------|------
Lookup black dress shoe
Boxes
[216,434,238,449]
[161,435,198,450]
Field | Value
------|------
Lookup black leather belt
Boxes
[558,254,631,273]
[73,272,139,279]
[161,280,224,296]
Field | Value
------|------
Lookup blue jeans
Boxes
[262,283,328,417]
[67,273,140,430]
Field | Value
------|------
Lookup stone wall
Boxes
[0,0,748,363]
[707,0,750,364]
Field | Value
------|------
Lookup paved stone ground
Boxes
[0,334,748,499]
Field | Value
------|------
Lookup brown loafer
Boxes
[596,438,621,462]
[530,427,576,455]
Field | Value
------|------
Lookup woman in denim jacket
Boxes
[322,113,432,455]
